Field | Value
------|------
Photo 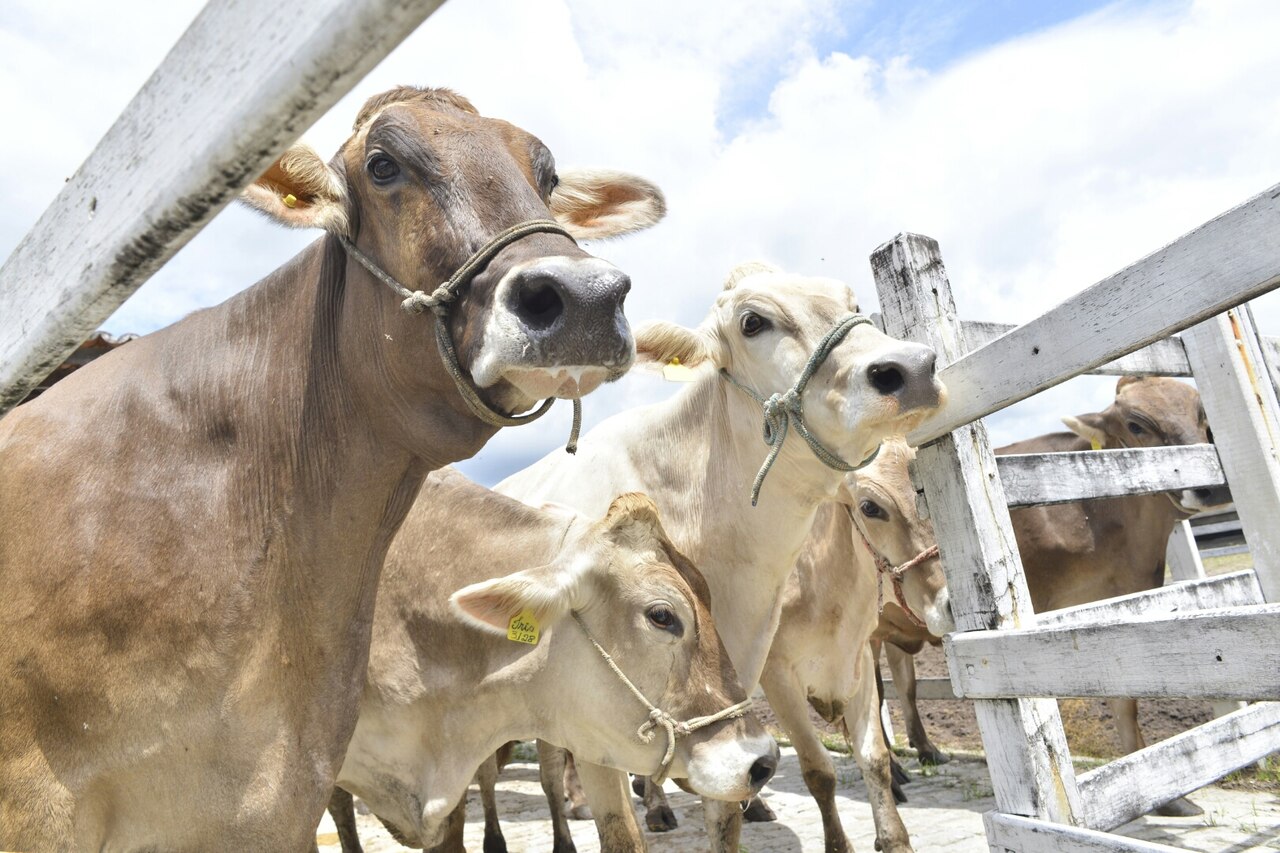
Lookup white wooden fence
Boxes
[0,0,448,415]
[871,183,1280,852]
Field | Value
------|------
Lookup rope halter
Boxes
[850,511,938,631]
[339,219,583,453]
[570,611,753,785]
[719,314,881,506]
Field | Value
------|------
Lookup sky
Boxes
[3,0,1279,486]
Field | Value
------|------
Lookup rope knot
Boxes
[399,291,434,314]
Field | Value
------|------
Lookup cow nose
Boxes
[867,343,940,412]
[748,753,777,791]
[507,258,631,340]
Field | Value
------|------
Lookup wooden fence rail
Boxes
[0,0,447,416]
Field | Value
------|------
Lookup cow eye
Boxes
[1127,421,1146,436]
[367,155,400,183]
[740,312,770,337]
[859,500,885,520]
[646,604,681,634]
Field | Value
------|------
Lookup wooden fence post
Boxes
[1182,308,1280,602]
[872,233,1083,824]
[1166,521,1207,582]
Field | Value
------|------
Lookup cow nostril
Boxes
[515,275,565,330]
[868,363,906,396]
[1194,488,1213,500]
[748,754,777,788]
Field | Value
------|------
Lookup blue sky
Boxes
[2,0,1277,488]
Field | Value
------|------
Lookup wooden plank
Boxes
[900,184,1280,446]
[997,445,1224,508]
[1165,519,1207,582]
[1078,701,1280,832]
[1034,571,1263,628]
[880,676,959,702]
[0,0,447,415]
[873,233,1083,824]
[962,321,1191,376]
[1183,309,1280,603]
[946,605,1280,700]
[984,813,1188,853]
[1261,332,1280,401]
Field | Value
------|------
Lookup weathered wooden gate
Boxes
[872,186,1280,851]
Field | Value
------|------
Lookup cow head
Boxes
[633,263,945,479]
[1062,376,1232,513]
[451,493,777,801]
[242,87,665,437]
[846,438,953,636]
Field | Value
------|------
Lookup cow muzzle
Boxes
[684,729,780,802]
[866,342,943,413]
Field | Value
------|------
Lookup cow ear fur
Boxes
[634,320,721,370]
[1062,413,1108,448]
[550,168,666,240]
[449,564,577,635]
[241,143,349,234]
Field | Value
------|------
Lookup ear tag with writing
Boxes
[282,193,298,209]
[662,357,697,383]
[1090,438,1103,451]
[507,609,540,645]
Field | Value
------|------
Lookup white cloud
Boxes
[2,0,1278,483]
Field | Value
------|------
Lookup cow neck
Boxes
[656,376,847,689]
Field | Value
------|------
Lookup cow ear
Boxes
[449,564,577,635]
[634,320,723,370]
[550,168,666,240]
[602,492,665,536]
[241,143,349,234]
[1063,413,1109,449]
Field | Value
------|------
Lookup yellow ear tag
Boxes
[1090,438,1103,451]
[282,193,298,209]
[662,357,697,383]
[507,609,540,645]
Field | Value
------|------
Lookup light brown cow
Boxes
[0,86,665,851]
[752,440,951,853]
[882,376,1232,817]
[324,469,775,851]
[498,263,944,852]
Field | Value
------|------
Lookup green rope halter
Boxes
[720,313,882,506]
[339,219,583,453]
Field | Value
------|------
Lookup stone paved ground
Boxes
[316,748,1280,852]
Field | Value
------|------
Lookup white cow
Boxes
[499,262,944,852]
[327,469,776,850]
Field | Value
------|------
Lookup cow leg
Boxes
[423,794,468,853]
[577,760,649,853]
[885,643,948,765]
[563,750,593,820]
[847,645,913,853]
[327,787,364,853]
[702,798,743,853]
[537,741,579,853]
[476,753,508,853]
[873,643,910,803]
[641,776,678,831]
[1108,697,1203,817]
[760,668,849,852]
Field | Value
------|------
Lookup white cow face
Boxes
[451,493,777,801]
[634,262,946,475]
[846,438,954,636]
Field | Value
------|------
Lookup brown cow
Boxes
[324,470,775,851]
[0,86,664,851]
[881,376,1232,816]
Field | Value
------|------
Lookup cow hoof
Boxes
[552,837,579,853]
[890,778,908,805]
[1155,796,1204,817]
[890,756,911,786]
[631,775,646,798]
[483,834,508,853]
[742,797,777,822]
[566,803,593,821]
[918,747,950,766]
[645,805,679,832]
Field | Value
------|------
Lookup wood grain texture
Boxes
[873,233,1083,824]
[1165,519,1207,582]
[0,0,447,414]
[984,813,1186,853]
[1077,701,1280,832]
[962,321,1191,377]
[1183,310,1280,603]
[1033,571,1263,628]
[997,445,1224,507]
[946,605,1280,700]
[899,184,1280,445]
